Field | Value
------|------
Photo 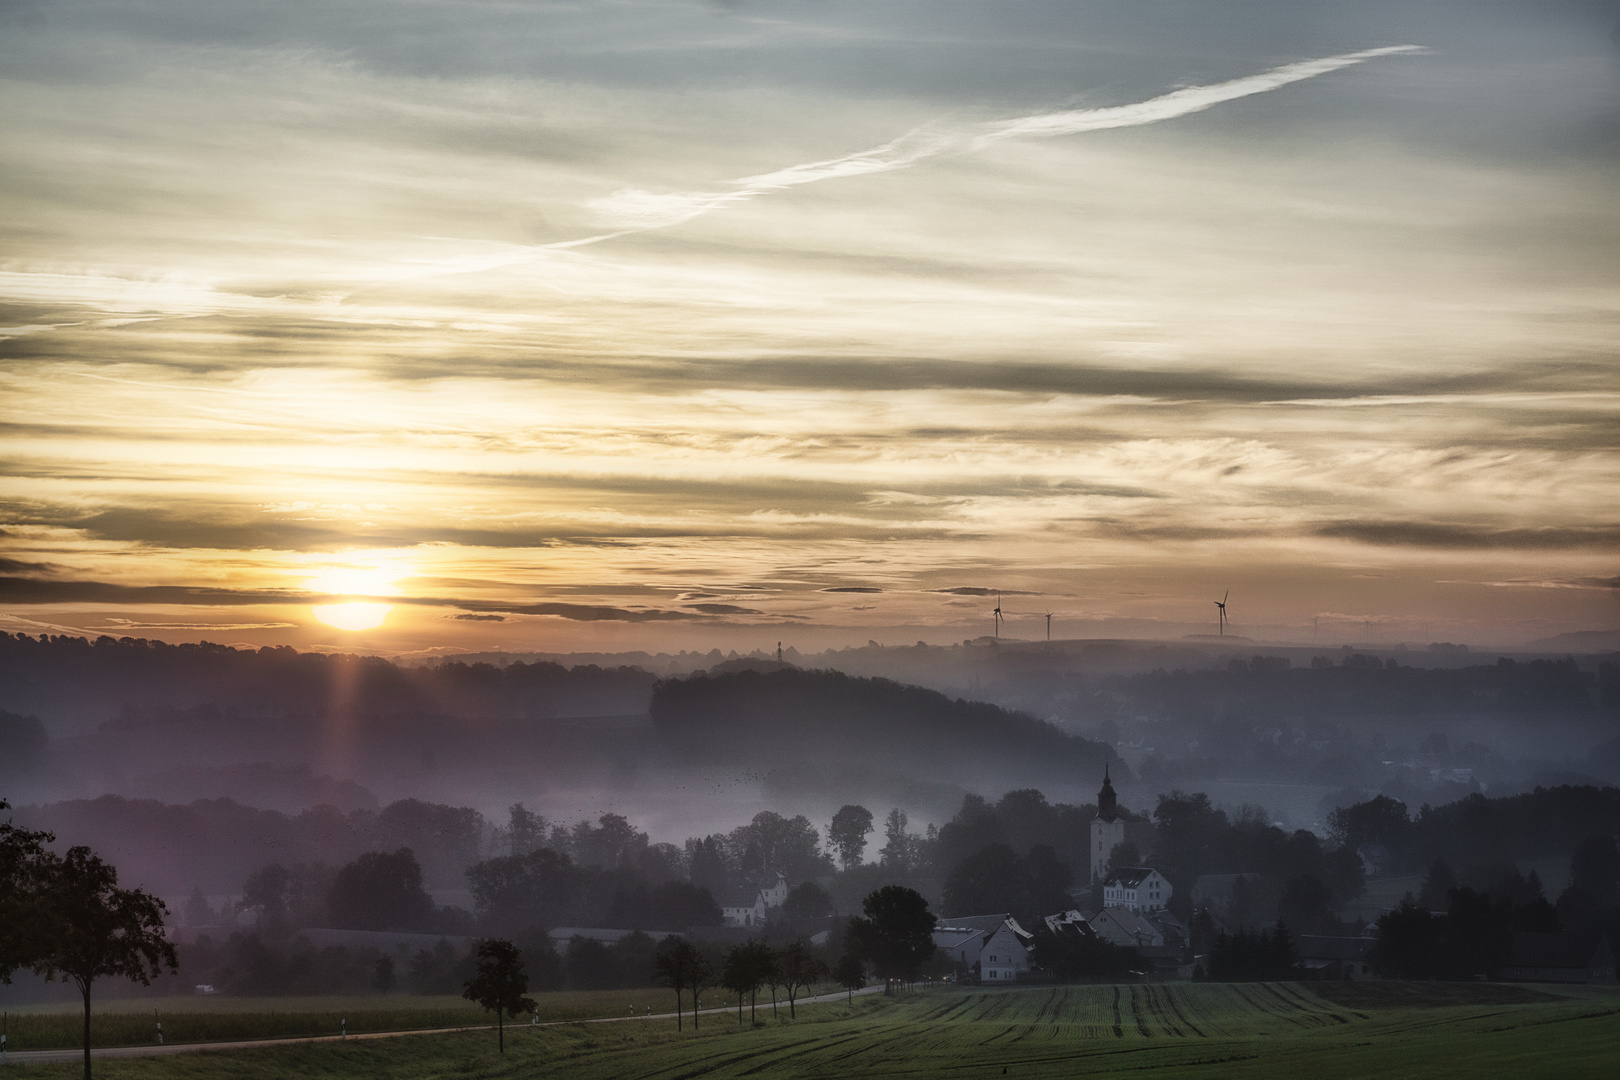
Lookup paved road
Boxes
[5,985,887,1065]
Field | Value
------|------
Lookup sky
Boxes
[2,0,1618,656]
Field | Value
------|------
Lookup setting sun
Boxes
[311,602,393,631]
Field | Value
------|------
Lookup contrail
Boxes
[585,45,1424,235]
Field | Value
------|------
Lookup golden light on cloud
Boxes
[311,602,393,631]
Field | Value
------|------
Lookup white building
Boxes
[1091,764,1127,883]
[932,913,1034,983]
[1101,867,1172,914]
[719,871,790,927]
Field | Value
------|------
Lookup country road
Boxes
[4,984,888,1065]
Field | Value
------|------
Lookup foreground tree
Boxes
[29,845,177,1080]
[462,939,537,1053]
[721,941,771,1024]
[655,938,713,1031]
[832,951,866,1002]
[846,885,937,989]
[776,940,829,1018]
[0,799,52,983]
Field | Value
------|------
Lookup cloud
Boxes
[822,586,882,593]
[1316,522,1620,550]
[930,587,1039,597]
[686,603,766,615]
[588,46,1424,233]
[0,575,701,623]
[450,613,505,621]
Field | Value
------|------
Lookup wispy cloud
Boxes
[589,46,1424,233]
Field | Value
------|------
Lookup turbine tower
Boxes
[1214,590,1228,636]
[1045,611,1053,641]
[993,591,1003,639]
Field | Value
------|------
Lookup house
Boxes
[933,913,1034,982]
[1087,906,1164,948]
[1296,935,1377,981]
[1502,931,1616,984]
[981,920,1035,983]
[719,871,791,928]
[1101,867,1172,913]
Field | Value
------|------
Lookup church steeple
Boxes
[1097,762,1119,822]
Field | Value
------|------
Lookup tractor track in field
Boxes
[1128,986,1153,1037]
[1111,986,1124,1037]
[1143,985,1184,1036]
[1159,985,1207,1037]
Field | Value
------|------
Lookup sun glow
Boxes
[304,562,407,631]
[311,602,393,631]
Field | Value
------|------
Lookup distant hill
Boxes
[1527,630,1620,653]
[650,667,1123,792]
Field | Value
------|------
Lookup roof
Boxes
[1103,867,1162,888]
[717,883,763,907]
[1092,907,1159,938]
[1296,935,1375,962]
[1510,931,1611,970]
[937,913,1015,935]
[932,927,987,951]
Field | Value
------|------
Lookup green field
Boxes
[8,981,1618,1079]
[0,988,690,1051]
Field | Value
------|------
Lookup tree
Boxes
[879,809,914,873]
[327,848,435,932]
[28,845,178,1080]
[781,881,834,921]
[846,885,937,987]
[508,803,546,857]
[1417,858,1456,911]
[828,805,875,870]
[1276,875,1335,937]
[654,938,712,1031]
[242,863,293,935]
[832,950,866,1002]
[721,941,771,1024]
[1027,926,1128,981]
[776,940,829,1018]
[0,799,52,983]
[373,955,396,994]
[462,939,537,1053]
[1370,898,1444,979]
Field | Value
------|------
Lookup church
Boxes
[1089,763,1157,884]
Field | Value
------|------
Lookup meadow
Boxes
[7,981,1618,1079]
[0,988,689,1051]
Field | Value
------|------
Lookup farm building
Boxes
[933,913,1034,982]
[1296,935,1376,980]
[1502,931,1616,984]
[719,870,791,927]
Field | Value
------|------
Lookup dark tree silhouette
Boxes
[832,951,866,1002]
[776,940,829,1018]
[721,941,772,1024]
[28,845,177,1080]
[327,848,435,931]
[846,885,937,987]
[0,799,52,983]
[828,805,875,870]
[654,938,712,1031]
[462,939,537,1053]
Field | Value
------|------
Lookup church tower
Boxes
[1090,763,1126,885]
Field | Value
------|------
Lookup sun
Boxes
[312,602,393,631]
[303,561,407,632]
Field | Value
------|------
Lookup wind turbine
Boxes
[1214,590,1228,636]
[993,592,1004,639]
[1045,611,1053,641]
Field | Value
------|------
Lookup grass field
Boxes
[8,981,1618,1079]
[0,988,694,1050]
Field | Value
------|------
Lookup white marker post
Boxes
[341,1018,346,1041]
